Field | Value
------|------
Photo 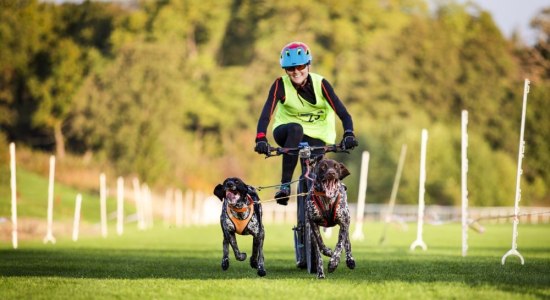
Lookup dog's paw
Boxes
[346,258,356,269]
[221,257,229,270]
[328,258,340,273]
[317,272,325,279]
[236,253,247,261]
[257,268,266,277]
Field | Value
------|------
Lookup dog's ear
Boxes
[339,162,351,180]
[247,186,260,202]
[213,184,225,201]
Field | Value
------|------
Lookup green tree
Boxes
[1,1,121,158]
[28,37,84,158]
[0,0,43,137]
[70,43,183,182]
[4,0,547,205]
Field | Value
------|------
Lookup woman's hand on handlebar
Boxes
[340,131,358,150]
[254,137,271,155]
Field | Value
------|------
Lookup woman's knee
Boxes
[274,123,304,146]
[286,123,304,137]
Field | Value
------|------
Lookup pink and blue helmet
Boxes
[279,42,312,68]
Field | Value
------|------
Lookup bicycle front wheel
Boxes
[304,216,318,274]
[294,179,307,269]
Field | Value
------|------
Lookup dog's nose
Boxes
[326,169,337,178]
[226,181,236,190]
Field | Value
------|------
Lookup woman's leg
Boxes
[273,123,304,185]
[272,124,325,205]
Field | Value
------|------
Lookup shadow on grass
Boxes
[1,246,549,298]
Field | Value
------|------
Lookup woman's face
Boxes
[285,64,309,86]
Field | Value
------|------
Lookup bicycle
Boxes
[266,142,348,274]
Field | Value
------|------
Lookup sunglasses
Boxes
[284,64,308,72]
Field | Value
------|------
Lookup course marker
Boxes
[117,177,124,236]
[72,194,82,241]
[462,110,469,257]
[100,173,107,237]
[502,79,530,266]
[410,129,428,251]
[352,151,369,241]
[379,144,407,245]
[43,155,56,244]
[10,143,18,249]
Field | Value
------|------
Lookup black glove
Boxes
[341,131,358,150]
[254,136,270,155]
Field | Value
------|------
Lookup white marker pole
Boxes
[379,144,407,245]
[10,143,18,249]
[132,177,145,230]
[163,188,173,227]
[175,189,183,227]
[72,194,82,241]
[141,184,148,228]
[148,185,155,228]
[100,173,107,237]
[461,110,469,257]
[184,190,193,226]
[43,155,56,244]
[352,151,370,241]
[410,129,428,251]
[502,79,530,265]
[142,184,153,228]
[116,176,124,236]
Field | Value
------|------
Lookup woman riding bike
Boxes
[254,41,358,204]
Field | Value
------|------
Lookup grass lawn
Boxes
[1,221,549,299]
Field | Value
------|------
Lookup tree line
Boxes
[1,0,549,206]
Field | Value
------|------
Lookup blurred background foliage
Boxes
[0,0,549,206]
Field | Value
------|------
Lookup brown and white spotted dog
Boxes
[307,158,355,278]
[213,177,266,277]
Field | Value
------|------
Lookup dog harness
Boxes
[226,194,255,234]
[311,189,341,227]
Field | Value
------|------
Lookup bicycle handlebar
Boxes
[264,144,349,158]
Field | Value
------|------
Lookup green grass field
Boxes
[1,164,549,299]
[1,221,549,299]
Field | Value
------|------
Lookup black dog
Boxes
[307,158,355,278]
[213,177,266,277]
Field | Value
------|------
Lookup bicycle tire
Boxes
[294,178,307,269]
[305,212,318,274]
[297,170,318,273]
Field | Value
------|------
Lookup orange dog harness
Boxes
[226,194,255,234]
